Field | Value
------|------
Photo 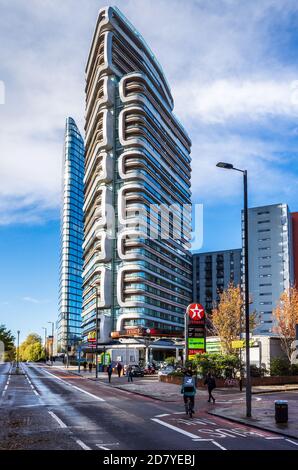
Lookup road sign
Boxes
[186,303,206,360]
[232,340,245,349]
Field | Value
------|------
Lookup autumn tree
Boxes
[272,287,298,361]
[211,284,257,354]
[19,333,45,362]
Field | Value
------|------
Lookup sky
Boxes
[1,0,298,342]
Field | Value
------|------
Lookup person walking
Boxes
[127,365,133,382]
[204,372,216,403]
[116,362,123,378]
[88,362,92,373]
[107,364,113,383]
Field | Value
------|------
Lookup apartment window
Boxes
[259,265,271,268]
[260,301,272,305]
[259,283,272,287]
[258,238,271,242]
[259,293,272,296]
[258,229,271,233]
[258,220,270,224]
[257,211,270,215]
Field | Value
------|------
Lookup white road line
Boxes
[4,385,8,391]
[2,391,5,397]
[96,443,119,448]
[97,445,109,450]
[265,436,284,440]
[192,439,214,442]
[155,413,170,417]
[24,372,39,396]
[285,439,298,446]
[48,411,68,429]
[41,368,105,402]
[76,439,91,450]
[151,418,199,439]
[211,440,227,450]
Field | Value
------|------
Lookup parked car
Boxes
[124,364,144,377]
[158,365,175,376]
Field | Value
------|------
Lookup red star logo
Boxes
[188,303,204,320]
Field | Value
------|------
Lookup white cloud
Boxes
[22,296,49,304]
[173,79,298,124]
[0,0,298,223]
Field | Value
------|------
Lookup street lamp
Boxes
[42,327,47,363]
[48,322,54,366]
[16,330,20,371]
[216,161,251,418]
[86,281,100,379]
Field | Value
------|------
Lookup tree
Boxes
[210,284,257,354]
[19,333,45,362]
[0,324,15,361]
[272,287,298,361]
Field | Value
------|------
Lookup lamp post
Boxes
[87,282,99,379]
[16,330,20,371]
[42,327,47,363]
[216,162,251,417]
[48,322,54,366]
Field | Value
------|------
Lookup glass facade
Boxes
[82,7,192,345]
[58,117,84,352]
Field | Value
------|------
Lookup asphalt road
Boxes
[1,362,298,451]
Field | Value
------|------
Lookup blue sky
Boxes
[1,0,298,342]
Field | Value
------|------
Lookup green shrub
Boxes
[270,357,291,376]
[169,371,184,377]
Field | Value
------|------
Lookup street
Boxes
[1,362,298,451]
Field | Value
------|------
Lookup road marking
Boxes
[76,439,91,450]
[97,445,109,450]
[96,443,119,449]
[48,411,67,429]
[41,368,105,402]
[265,436,284,440]
[285,439,298,446]
[151,418,199,439]
[24,372,39,396]
[211,440,227,450]
[155,413,170,417]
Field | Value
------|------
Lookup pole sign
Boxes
[186,303,206,360]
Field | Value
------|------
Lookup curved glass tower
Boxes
[58,117,85,353]
[82,6,192,345]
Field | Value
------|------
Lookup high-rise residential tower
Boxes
[245,203,294,335]
[58,117,85,353]
[82,6,192,346]
[193,249,242,312]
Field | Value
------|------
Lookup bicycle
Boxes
[185,396,194,418]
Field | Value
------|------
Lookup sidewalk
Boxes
[209,397,298,440]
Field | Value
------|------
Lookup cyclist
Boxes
[181,367,196,414]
